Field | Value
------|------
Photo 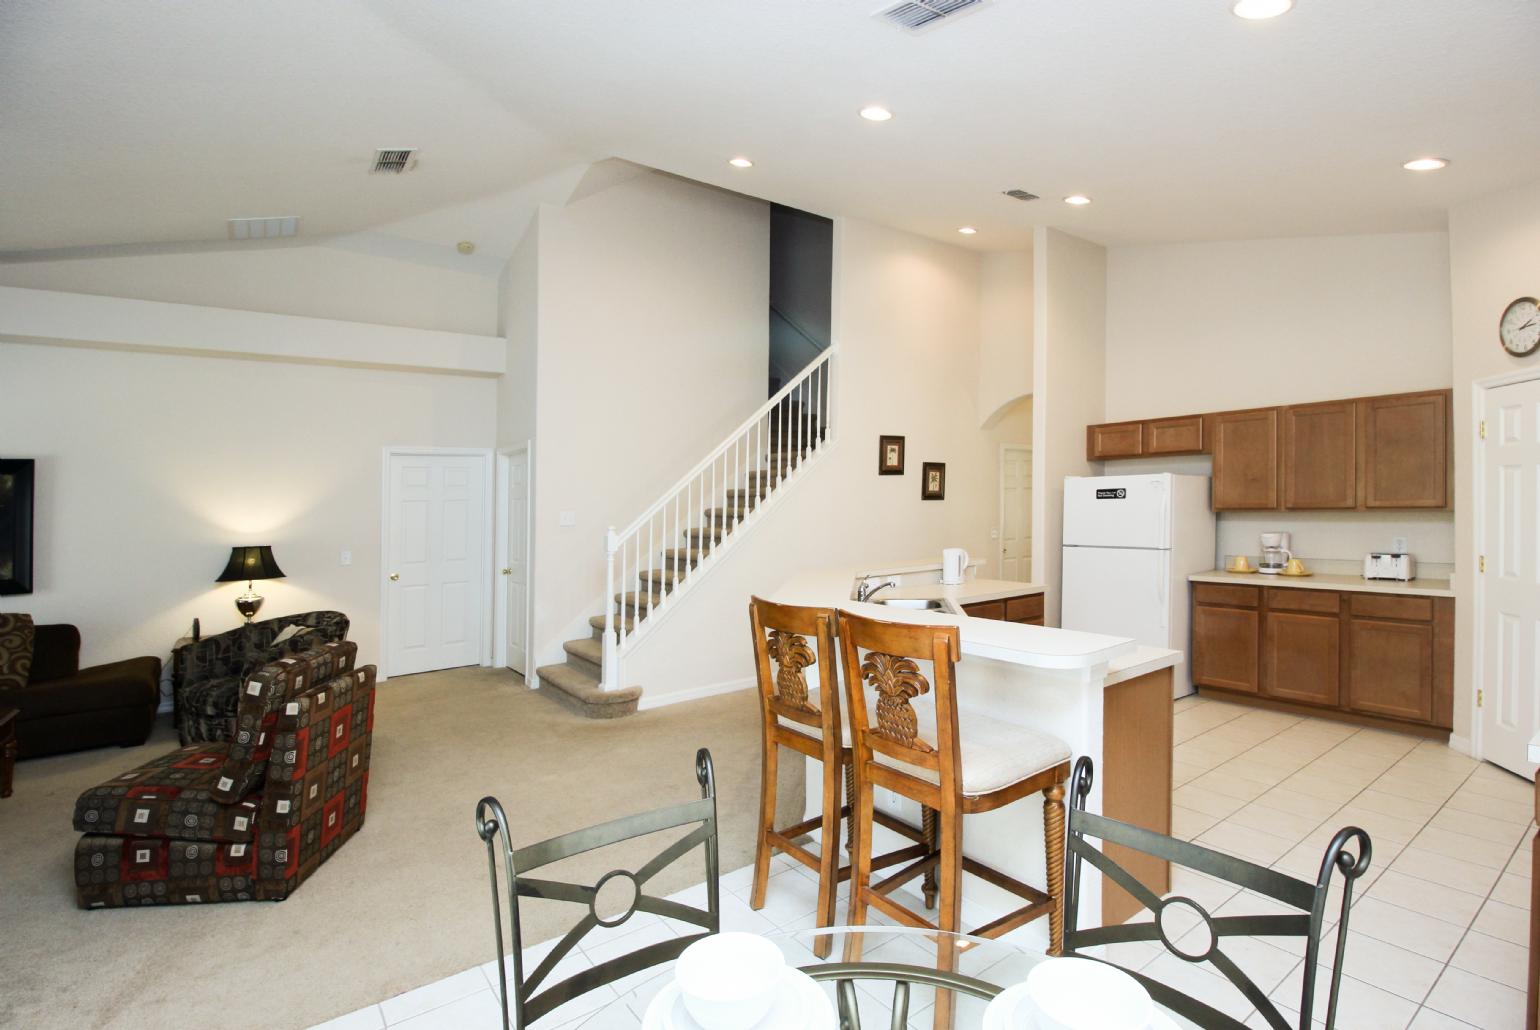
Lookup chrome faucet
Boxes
[855,578,898,602]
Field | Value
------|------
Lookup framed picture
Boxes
[0,458,35,596]
[921,462,946,500]
[878,435,906,475]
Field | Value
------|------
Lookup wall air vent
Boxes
[875,0,990,32]
[1003,189,1039,202]
[226,216,299,241]
[371,148,418,174]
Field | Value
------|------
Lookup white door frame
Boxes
[998,442,1031,581]
[493,442,534,681]
[1470,367,1540,761]
[379,446,495,682]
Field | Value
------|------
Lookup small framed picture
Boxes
[921,462,946,500]
[878,435,905,476]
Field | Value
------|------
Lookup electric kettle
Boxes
[942,548,970,585]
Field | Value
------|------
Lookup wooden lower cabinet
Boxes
[963,592,1044,626]
[1193,584,1453,733]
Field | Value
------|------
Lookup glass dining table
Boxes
[563,926,1189,1029]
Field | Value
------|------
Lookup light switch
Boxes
[559,510,577,528]
[339,550,352,566]
[1392,536,1408,554]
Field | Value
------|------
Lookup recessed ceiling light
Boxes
[728,156,753,169]
[1232,0,1293,19]
[957,226,977,235]
[1064,195,1092,206]
[859,106,893,122]
[1402,156,1449,172]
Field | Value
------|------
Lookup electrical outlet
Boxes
[559,510,577,528]
[1392,536,1408,554]
[339,550,352,566]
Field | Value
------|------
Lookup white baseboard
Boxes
[636,676,754,711]
[1447,733,1473,757]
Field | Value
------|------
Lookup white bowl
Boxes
[675,932,786,1030]
[1024,958,1152,1030]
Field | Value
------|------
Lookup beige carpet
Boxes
[0,669,797,1029]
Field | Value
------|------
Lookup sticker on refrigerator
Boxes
[1095,488,1127,499]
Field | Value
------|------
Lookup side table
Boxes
[0,707,17,798]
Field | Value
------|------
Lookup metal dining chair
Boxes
[475,748,721,1030]
[1062,756,1372,1030]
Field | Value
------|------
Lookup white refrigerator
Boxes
[1061,473,1216,698]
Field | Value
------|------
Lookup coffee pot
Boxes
[1259,532,1292,575]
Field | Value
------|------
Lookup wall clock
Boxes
[1500,296,1540,357]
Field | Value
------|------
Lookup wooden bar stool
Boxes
[836,609,1073,962]
[748,597,928,957]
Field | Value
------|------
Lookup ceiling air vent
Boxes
[370,148,418,174]
[1003,189,1039,202]
[227,216,299,241]
[875,0,990,32]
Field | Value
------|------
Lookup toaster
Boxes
[1364,553,1415,581]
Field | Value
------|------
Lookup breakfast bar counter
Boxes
[769,560,1181,936]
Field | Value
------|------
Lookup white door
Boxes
[503,450,530,676]
[999,445,1031,581]
[387,452,488,677]
[1481,378,1540,777]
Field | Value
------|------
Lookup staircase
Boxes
[536,348,836,717]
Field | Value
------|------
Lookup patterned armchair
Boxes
[73,639,375,908]
[171,610,349,744]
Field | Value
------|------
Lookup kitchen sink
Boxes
[876,598,946,610]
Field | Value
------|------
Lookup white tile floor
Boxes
[313,698,1534,1030]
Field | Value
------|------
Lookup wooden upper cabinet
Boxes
[1088,422,1144,460]
[1359,391,1451,509]
[1146,415,1206,456]
[1282,400,1357,510]
[1211,408,1280,510]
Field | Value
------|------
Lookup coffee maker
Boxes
[1259,532,1292,575]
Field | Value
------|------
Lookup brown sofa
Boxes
[0,615,161,759]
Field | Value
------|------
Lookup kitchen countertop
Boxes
[1105,646,1183,686]
[1189,569,1454,599]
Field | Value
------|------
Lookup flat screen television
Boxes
[0,458,35,595]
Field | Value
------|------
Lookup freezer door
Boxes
[1062,474,1172,550]
[1061,545,1172,648]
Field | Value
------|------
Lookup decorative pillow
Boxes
[0,613,36,692]
[271,624,313,647]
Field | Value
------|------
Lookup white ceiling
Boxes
[3,0,1537,256]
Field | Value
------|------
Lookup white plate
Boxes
[641,966,835,1030]
[982,981,1180,1030]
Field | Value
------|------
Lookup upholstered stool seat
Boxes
[881,706,1071,797]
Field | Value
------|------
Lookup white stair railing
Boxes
[601,347,837,690]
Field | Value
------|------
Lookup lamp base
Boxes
[235,591,265,623]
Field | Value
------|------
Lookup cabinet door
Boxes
[962,600,1007,621]
[1211,409,1281,510]
[1146,416,1206,455]
[1192,605,1259,693]
[1005,594,1045,624]
[1359,391,1450,509]
[1263,610,1341,707]
[1088,422,1144,460]
[1347,618,1435,723]
[1282,401,1357,509]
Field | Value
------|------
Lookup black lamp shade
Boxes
[217,545,286,583]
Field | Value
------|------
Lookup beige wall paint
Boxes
[1450,178,1540,746]
[0,341,497,674]
[0,242,499,335]
[1103,232,1456,573]
[528,172,771,666]
[627,217,1031,701]
[1032,228,1108,627]
[978,249,1034,427]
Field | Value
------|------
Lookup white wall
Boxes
[627,217,1031,702]
[978,250,1034,427]
[1102,232,1456,571]
[0,341,497,672]
[528,172,771,665]
[1450,179,1540,745]
[1032,228,1108,626]
[497,224,539,449]
[0,242,499,336]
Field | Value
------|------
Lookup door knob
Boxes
[389,573,400,581]
[501,568,513,575]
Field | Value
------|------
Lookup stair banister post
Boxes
[603,526,619,691]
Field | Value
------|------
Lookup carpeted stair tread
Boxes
[661,547,707,565]
[535,663,641,719]
[615,590,667,613]
[563,636,603,667]
[639,567,686,589]
[589,614,635,636]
